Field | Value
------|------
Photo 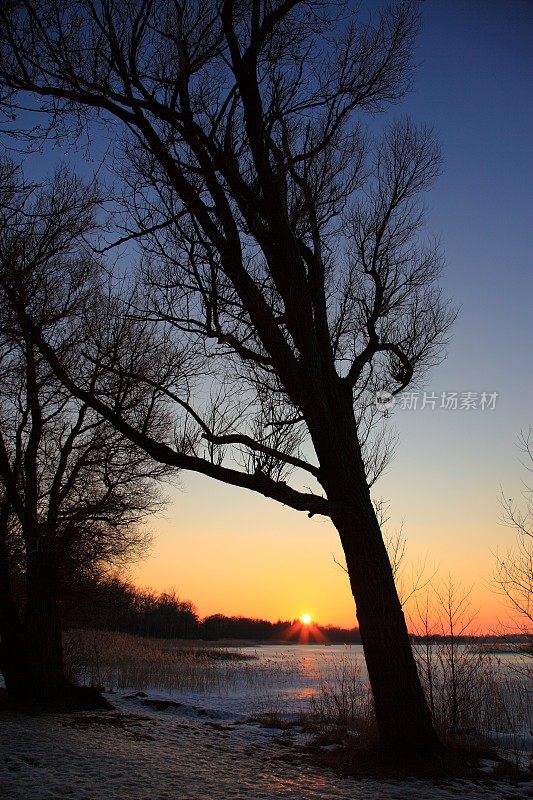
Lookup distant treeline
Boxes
[200,613,362,644]
[61,577,362,643]
[62,578,199,639]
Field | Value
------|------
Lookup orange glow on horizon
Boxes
[129,474,527,637]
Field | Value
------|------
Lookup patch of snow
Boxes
[1,690,532,800]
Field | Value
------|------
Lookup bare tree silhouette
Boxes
[495,428,533,657]
[0,1,456,752]
[0,162,172,705]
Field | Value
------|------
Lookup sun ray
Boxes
[277,617,330,644]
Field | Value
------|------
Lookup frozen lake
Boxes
[107,643,369,719]
[137,642,529,725]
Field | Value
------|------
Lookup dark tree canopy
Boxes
[0,1,454,506]
[0,162,172,588]
[0,0,454,753]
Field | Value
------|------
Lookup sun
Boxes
[300,613,312,626]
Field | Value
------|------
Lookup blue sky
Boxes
[378,0,532,501]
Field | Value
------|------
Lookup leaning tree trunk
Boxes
[333,504,439,756]
[310,391,440,757]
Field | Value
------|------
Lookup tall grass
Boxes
[414,638,493,740]
[63,629,301,696]
[64,629,263,693]
[410,578,532,748]
[414,644,532,746]
[309,655,375,737]
[307,646,531,763]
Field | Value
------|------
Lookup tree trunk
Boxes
[309,390,440,757]
[333,504,439,756]
[22,551,68,702]
[1,549,110,710]
[0,547,28,699]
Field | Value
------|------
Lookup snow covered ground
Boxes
[1,690,532,800]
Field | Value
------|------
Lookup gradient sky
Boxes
[5,1,532,632]
[131,0,533,633]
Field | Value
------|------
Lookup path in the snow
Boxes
[1,696,531,800]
